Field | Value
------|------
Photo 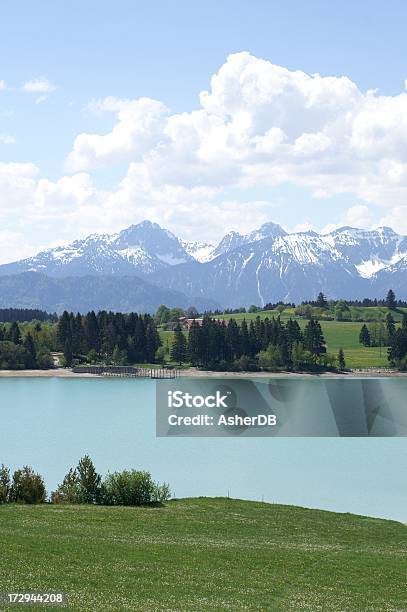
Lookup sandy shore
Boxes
[0,367,406,378]
[0,368,96,378]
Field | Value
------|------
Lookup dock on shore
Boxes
[72,365,180,379]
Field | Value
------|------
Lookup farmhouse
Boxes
[178,317,229,329]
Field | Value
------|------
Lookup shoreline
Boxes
[0,367,406,378]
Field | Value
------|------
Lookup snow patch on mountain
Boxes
[180,240,215,263]
[356,253,407,278]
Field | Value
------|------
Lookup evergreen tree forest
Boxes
[56,310,161,367]
[184,315,333,371]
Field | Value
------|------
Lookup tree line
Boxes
[0,308,56,323]
[0,321,53,369]
[170,315,345,371]
[57,310,161,367]
[0,456,170,506]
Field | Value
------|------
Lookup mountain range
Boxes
[0,220,406,312]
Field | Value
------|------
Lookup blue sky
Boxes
[1,1,407,261]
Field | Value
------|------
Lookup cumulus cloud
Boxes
[23,77,56,93]
[0,80,7,91]
[5,52,407,261]
[66,97,169,171]
[64,52,407,213]
[0,163,106,260]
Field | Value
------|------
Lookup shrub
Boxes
[234,355,249,371]
[86,349,99,364]
[0,464,10,503]
[155,346,166,364]
[397,356,407,371]
[9,466,46,504]
[36,349,54,369]
[258,344,285,370]
[101,470,170,506]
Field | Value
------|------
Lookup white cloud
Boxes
[4,52,407,262]
[0,80,7,91]
[64,52,407,212]
[0,230,33,263]
[0,162,39,220]
[23,77,56,93]
[344,204,372,228]
[66,97,169,171]
[0,134,16,144]
[379,206,407,235]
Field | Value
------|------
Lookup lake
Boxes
[0,377,406,522]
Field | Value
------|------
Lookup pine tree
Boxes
[359,324,371,346]
[385,289,396,310]
[248,320,258,357]
[76,455,101,504]
[170,324,187,365]
[385,313,396,341]
[316,292,328,309]
[57,311,72,350]
[187,320,202,365]
[71,313,84,355]
[23,333,37,368]
[9,321,21,345]
[286,319,303,346]
[388,315,407,365]
[338,348,346,371]
[145,320,161,362]
[303,320,326,355]
[225,319,241,360]
[240,320,250,357]
[84,311,99,353]
[64,338,73,367]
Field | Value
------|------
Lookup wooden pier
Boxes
[72,365,180,379]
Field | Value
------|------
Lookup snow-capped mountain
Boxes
[0,221,195,278]
[211,222,287,258]
[150,225,407,306]
[1,220,407,308]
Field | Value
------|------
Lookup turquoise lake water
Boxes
[0,377,406,522]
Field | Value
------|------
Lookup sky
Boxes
[2,0,407,263]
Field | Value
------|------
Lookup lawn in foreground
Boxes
[0,498,406,611]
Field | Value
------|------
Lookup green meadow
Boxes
[159,307,407,369]
[0,498,406,611]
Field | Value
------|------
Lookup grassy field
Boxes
[220,306,407,323]
[159,306,403,368]
[311,321,389,368]
[0,498,406,611]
